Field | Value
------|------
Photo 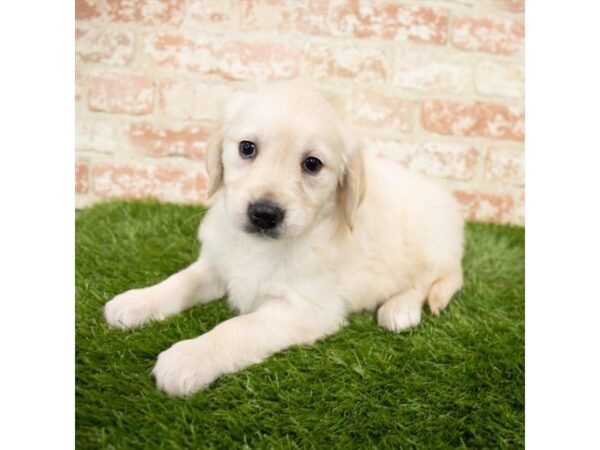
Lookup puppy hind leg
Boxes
[377,288,426,333]
[427,270,463,316]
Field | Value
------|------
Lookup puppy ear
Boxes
[205,121,225,198]
[341,148,366,231]
[205,92,250,198]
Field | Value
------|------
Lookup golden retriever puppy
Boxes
[104,81,464,397]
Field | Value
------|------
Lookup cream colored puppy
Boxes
[104,82,464,397]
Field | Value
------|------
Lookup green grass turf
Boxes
[76,200,524,449]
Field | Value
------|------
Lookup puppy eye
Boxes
[302,156,323,174]
[239,141,257,159]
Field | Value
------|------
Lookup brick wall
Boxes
[75,0,525,225]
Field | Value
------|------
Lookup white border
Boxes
[527,2,600,448]
[0,3,74,449]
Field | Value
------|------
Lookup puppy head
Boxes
[206,81,365,240]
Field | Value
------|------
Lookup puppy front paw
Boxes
[104,288,162,330]
[152,338,221,397]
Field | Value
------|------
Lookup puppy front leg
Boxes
[104,258,226,330]
[153,298,345,397]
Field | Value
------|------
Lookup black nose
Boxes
[247,200,285,230]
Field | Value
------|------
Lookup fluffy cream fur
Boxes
[104,82,464,397]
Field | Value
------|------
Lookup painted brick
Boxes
[371,139,479,181]
[421,99,524,141]
[75,0,526,225]
[146,34,300,81]
[393,45,472,93]
[76,0,102,20]
[92,161,207,203]
[240,0,291,32]
[453,189,515,223]
[145,33,214,73]
[475,59,524,98]
[76,27,135,66]
[495,0,525,13]
[515,189,525,225]
[186,0,239,31]
[75,116,121,152]
[214,40,300,81]
[330,1,448,44]
[125,0,185,25]
[128,122,210,161]
[437,0,524,11]
[306,43,387,82]
[452,15,524,55]
[76,159,90,194]
[75,71,85,103]
[484,147,524,185]
[88,72,154,115]
[159,79,243,121]
[295,0,330,35]
[352,91,414,132]
[76,0,185,25]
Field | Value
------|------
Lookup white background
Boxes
[1,2,599,449]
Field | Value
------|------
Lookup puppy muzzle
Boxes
[246,200,285,238]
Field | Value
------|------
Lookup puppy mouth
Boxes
[244,223,282,240]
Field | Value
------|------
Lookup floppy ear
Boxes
[205,92,250,198]
[341,148,366,231]
[205,122,225,198]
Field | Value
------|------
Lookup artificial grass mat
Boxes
[76,200,524,449]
